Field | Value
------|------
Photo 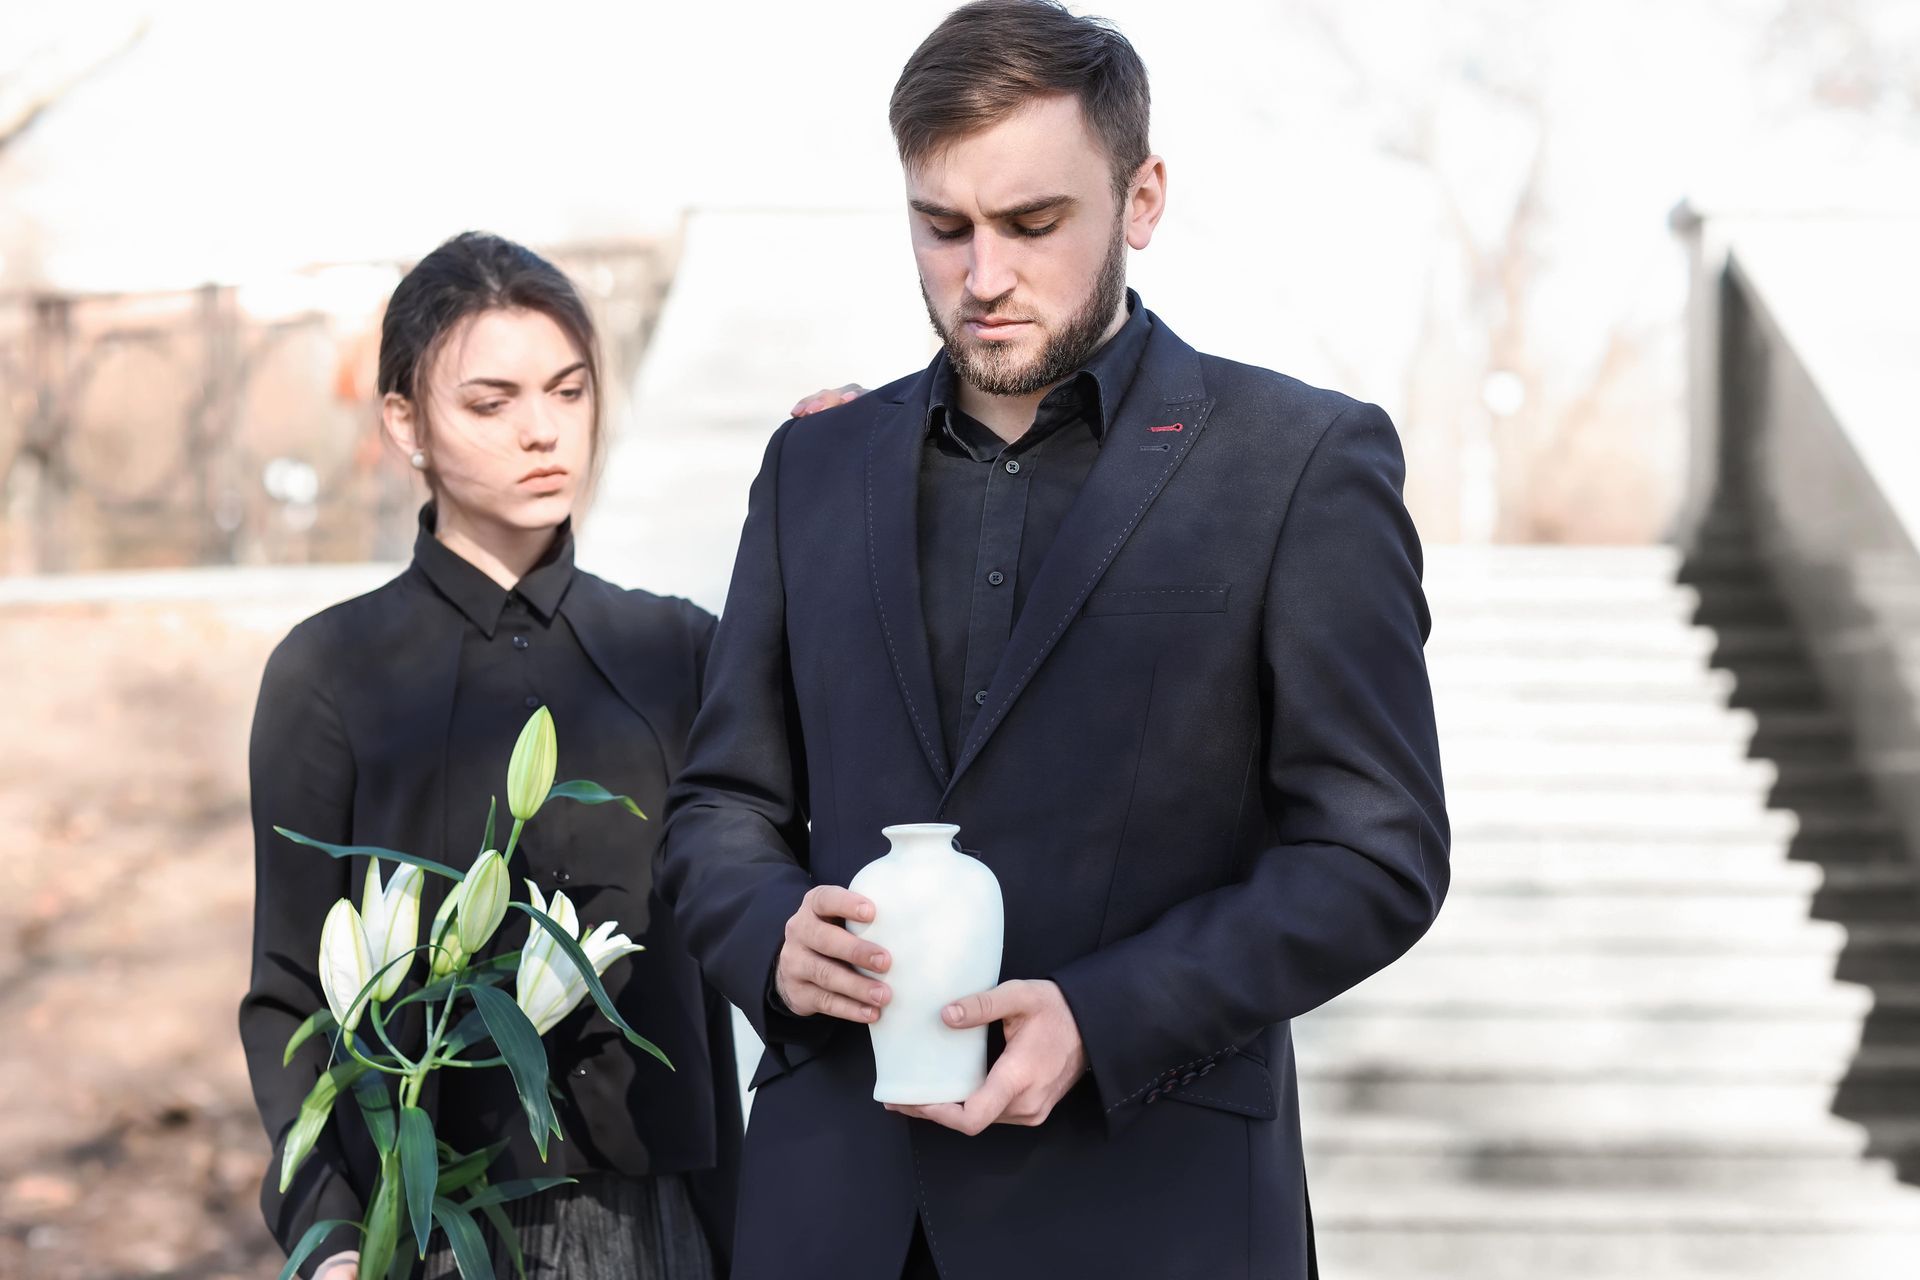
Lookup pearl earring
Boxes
[410,450,428,471]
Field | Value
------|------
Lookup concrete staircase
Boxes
[1298,536,1920,1278]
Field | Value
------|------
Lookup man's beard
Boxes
[922,218,1128,398]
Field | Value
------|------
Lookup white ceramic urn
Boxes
[847,823,1005,1104]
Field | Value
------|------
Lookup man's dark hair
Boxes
[889,0,1151,197]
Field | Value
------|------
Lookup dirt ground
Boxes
[0,582,377,1280]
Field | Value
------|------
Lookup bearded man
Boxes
[660,3,1450,1277]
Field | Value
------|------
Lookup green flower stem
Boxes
[502,817,526,866]
[368,999,418,1073]
[340,1032,411,1077]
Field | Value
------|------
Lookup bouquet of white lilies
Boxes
[273,707,661,1280]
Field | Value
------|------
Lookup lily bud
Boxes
[516,882,643,1035]
[360,859,424,1001]
[457,849,510,954]
[507,706,558,822]
[428,881,468,979]
[318,898,374,1032]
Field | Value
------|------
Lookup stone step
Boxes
[1304,1112,1914,1190]
[1446,758,1875,799]
[1427,620,1800,663]
[1449,856,1920,922]
[1297,1046,1920,1124]
[1434,665,1823,708]
[1311,1183,1920,1278]
[1450,807,1894,843]
[1424,547,1686,578]
[1294,1007,1896,1074]
[1436,702,1842,743]
[1428,892,1846,944]
[1425,585,1789,627]
[1346,934,1889,1004]
[1448,827,1906,865]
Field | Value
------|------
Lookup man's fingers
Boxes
[807,884,876,926]
[795,983,881,1023]
[793,912,889,972]
[943,980,1029,1029]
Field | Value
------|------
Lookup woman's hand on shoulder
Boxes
[790,384,867,418]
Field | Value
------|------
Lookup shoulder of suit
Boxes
[1195,353,1391,449]
[774,368,926,451]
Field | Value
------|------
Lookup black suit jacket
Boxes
[661,310,1448,1280]
[240,565,740,1274]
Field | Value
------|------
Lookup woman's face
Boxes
[403,307,594,534]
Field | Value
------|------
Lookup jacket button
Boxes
[554,868,571,885]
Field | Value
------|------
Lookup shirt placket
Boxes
[955,443,1039,745]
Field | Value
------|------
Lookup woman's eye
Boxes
[556,386,586,402]
[928,223,970,242]
[1014,222,1058,238]
[471,400,507,416]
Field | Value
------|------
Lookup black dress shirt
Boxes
[918,292,1152,756]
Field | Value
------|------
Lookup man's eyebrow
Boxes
[909,194,1077,221]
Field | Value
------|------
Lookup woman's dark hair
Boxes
[377,231,606,489]
[889,0,1150,198]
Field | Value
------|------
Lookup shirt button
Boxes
[572,1064,588,1078]
[512,636,529,651]
[974,690,988,706]
[1004,459,1021,475]
[524,696,541,710]
[987,570,1005,587]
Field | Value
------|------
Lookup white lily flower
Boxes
[428,879,468,979]
[360,859,424,1001]
[507,707,558,822]
[516,881,643,1035]
[318,898,374,1032]
[457,849,510,954]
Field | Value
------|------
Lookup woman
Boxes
[239,232,859,1279]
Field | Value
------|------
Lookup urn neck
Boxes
[882,823,961,857]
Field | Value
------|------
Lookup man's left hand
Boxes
[886,979,1087,1135]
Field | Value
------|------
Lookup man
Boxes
[660,3,1449,1277]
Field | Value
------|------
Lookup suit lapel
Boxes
[945,318,1214,797]
[866,366,954,789]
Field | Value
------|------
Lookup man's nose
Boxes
[966,234,1017,303]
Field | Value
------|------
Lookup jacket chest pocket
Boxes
[1082,584,1230,617]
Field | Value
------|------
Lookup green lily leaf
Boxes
[282,1008,338,1067]
[508,902,672,1071]
[467,983,558,1159]
[280,1060,367,1193]
[461,1177,577,1210]
[544,779,646,820]
[351,1069,398,1158]
[476,1198,527,1280]
[436,1139,508,1196]
[432,1196,496,1280]
[360,1157,403,1280]
[390,952,518,1013]
[399,1106,437,1258]
[275,1218,364,1280]
[275,826,466,881]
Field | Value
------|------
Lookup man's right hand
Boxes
[775,885,892,1023]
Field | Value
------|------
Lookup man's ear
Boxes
[1125,155,1168,251]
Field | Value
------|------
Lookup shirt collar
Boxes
[412,503,576,637]
[925,288,1152,450]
